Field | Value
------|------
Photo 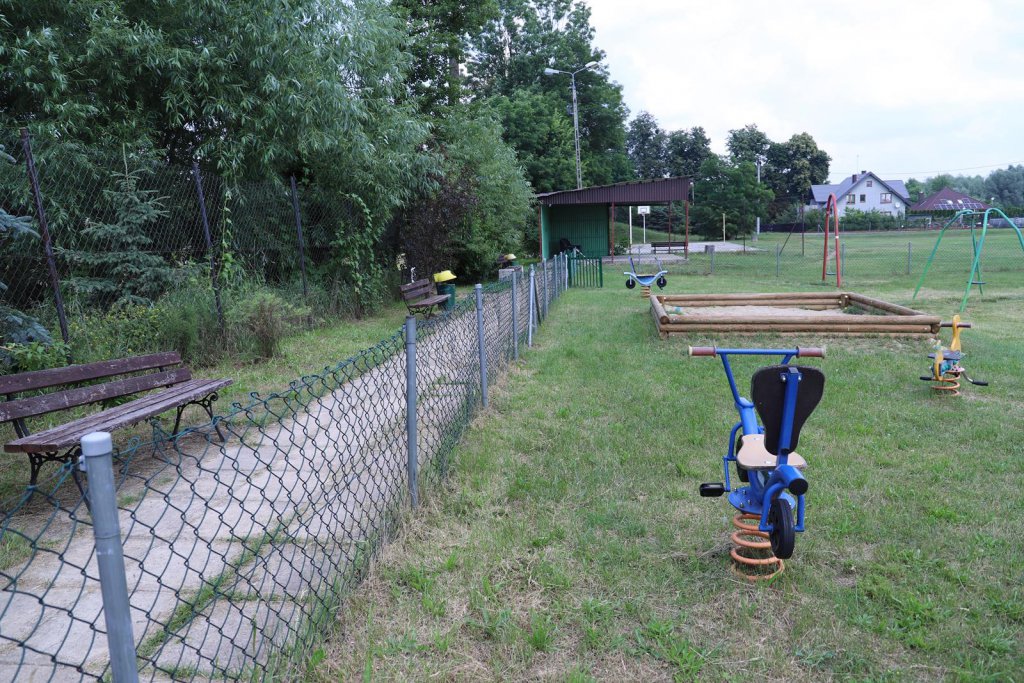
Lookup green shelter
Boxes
[536,177,692,259]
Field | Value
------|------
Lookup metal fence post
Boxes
[710,246,715,275]
[776,244,781,278]
[563,253,569,291]
[475,284,488,408]
[288,176,310,303]
[907,241,912,275]
[20,128,71,350]
[840,242,846,280]
[191,162,226,334]
[81,432,139,683]
[511,270,519,361]
[404,316,418,508]
[528,265,535,348]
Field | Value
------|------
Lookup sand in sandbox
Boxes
[667,305,855,317]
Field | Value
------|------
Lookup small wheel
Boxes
[768,498,795,559]
[626,278,636,289]
[656,276,667,289]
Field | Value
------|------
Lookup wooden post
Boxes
[684,200,690,259]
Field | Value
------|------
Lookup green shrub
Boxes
[226,290,305,360]
[0,340,70,373]
[65,301,164,362]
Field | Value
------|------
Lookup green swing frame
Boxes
[912,208,1024,312]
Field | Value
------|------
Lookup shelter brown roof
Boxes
[536,176,691,206]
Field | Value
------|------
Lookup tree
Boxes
[396,106,533,280]
[65,160,174,307]
[764,132,830,215]
[392,0,500,113]
[726,124,771,165]
[665,127,712,178]
[626,112,667,179]
[906,178,925,201]
[691,156,773,239]
[985,165,1024,207]
[490,90,576,193]
[466,0,630,188]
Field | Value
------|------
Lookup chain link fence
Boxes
[1,130,379,366]
[622,227,1024,290]
[0,259,566,681]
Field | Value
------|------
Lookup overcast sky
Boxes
[585,0,1024,184]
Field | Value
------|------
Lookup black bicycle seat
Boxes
[751,365,825,455]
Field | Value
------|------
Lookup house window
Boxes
[880,193,892,204]
[860,194,866,202]
[847,194,855,204]
[866,180,873,187]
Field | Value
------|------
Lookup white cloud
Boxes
[585,0,1024,181]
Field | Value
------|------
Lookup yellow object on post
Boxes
[949,314,963,353]
[433,270,456,283]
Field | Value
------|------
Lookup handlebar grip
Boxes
[796,346,826,358]
[940,321,972,328]
[688,346,717,357]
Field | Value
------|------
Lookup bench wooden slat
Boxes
[5,378,233,453]
[400,278,449,316]
[408,294,449,309]
[0,368,193,423]
[3,379,208,453]
[0,352,182,395]
[399,279,434,297]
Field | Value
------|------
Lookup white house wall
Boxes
[836,176,905,217]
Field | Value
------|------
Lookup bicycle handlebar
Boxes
[688,346,826,358]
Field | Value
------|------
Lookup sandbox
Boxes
[651,292,941,338]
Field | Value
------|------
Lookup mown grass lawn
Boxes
[317,256,1024,680]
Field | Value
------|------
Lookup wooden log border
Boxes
[651,291,940,338]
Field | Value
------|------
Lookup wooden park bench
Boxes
[0,352,232,487]
[650,241,687,254]
[399,278,450,318]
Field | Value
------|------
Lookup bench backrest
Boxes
[399,278,434,302]
[0,352,189,423]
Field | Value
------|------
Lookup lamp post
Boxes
[544,60,599,189]
[754,155,764,242]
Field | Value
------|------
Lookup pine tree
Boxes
[68,158,173,306]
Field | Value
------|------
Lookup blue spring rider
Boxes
[624,256,667,290]
[690,346,826,578]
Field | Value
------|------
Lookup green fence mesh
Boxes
[0,264,563,681]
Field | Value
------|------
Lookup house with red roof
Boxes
[908,187,989,213]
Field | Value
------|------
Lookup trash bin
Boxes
[433,270,457,311]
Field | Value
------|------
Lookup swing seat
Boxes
[736,434,807,471]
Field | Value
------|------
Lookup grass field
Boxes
[316,247,1024,680]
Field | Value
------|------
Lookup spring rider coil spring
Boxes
[730,513,784,581]
[923,315,986,396]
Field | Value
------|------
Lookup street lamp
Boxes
[543,60,599,189]
[755,155,765,242]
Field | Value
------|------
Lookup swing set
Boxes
[912,208,1024,311]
